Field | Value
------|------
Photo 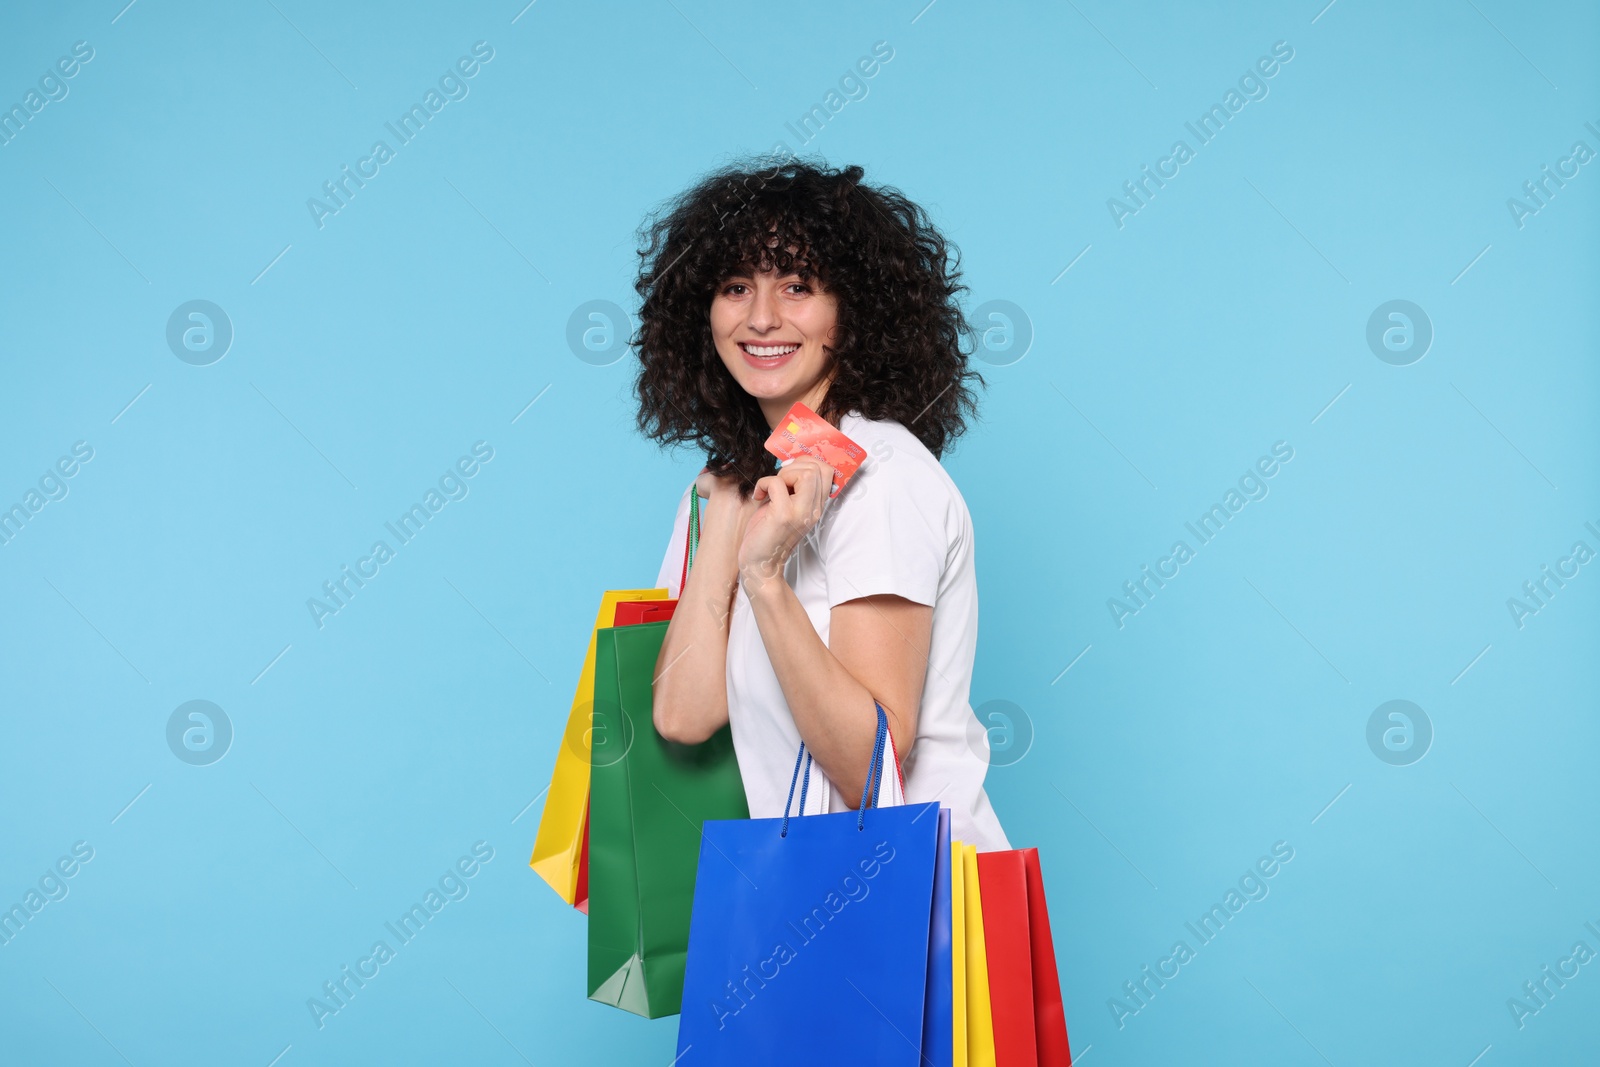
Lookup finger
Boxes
[791,461,827,503]
[806,473,828,520]
[752,474,784,502]
[770,469,809,499]
[798,456,829,480]
[773,457,827,491]
[767,462,827,517]
[767,468,821,529]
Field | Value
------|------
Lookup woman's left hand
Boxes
[737,456,835,595]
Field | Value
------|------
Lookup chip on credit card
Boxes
[762,401,867,498]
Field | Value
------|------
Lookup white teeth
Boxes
[744,343,799,357]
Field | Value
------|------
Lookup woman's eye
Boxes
[718,281,809,296]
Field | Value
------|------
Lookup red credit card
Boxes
[763,401,867,498]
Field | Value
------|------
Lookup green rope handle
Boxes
[679,483,701,591]
[688,483,700,570]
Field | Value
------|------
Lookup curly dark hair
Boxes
[630,155,986,497]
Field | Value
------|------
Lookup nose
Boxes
[747,284,781,332]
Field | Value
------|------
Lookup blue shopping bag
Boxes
[676,703,953,1066]
[922,805,953,1066]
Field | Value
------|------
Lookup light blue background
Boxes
[2,1,1595,1063]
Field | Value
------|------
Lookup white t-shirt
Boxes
[654,411,1010,851]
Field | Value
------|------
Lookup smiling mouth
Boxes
[740,342,801,358]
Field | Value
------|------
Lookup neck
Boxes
[760,375,834,431]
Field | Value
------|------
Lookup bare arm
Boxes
[652,474,758,744]
[739,458,933,804]
[746,581,932,805]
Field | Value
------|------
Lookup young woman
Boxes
[632,158,1009,851]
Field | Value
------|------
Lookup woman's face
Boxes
[709,265,839,428]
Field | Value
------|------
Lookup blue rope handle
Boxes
[780,746,813,837]
[858,702,889,830]
[798,750,813,815]
[779,701,890,837]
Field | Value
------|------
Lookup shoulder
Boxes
[665,479,695,534]
[828,413,968,539]
[815,414,967,607]
[837,412,963,504]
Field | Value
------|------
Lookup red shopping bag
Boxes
[612,599,678,625]
[574,809,591,914]
[978,848,1072,1066]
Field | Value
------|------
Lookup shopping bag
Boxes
[1022,851,1072,1065]
[529,586,670,905]
[961,843,998,1067]
[587,489,747,1018]
[572,596,680,914]
[675,703,947,1064]
[978,850,1072,1066]
[953,842,968,1067]
[587,617,749,1015]
[613,599,678,625]
[922,809,955,1067]
[573,809,590,914]
[530,481,702,908]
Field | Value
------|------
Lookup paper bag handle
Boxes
[780,701,891,837]
[679,483,701,593]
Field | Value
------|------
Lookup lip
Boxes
[738,341,801,368]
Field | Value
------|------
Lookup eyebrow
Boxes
[721,268,816,282]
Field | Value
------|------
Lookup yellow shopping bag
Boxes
[953,840,998,1067]
[528,588,668,904]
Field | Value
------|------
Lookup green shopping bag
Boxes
[586,490,749,1018]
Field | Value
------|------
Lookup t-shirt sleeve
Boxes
[655,483,694,597]
[819,451,952,610]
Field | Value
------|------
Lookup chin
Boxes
[746,377,796,398]
[725,368,791,399]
